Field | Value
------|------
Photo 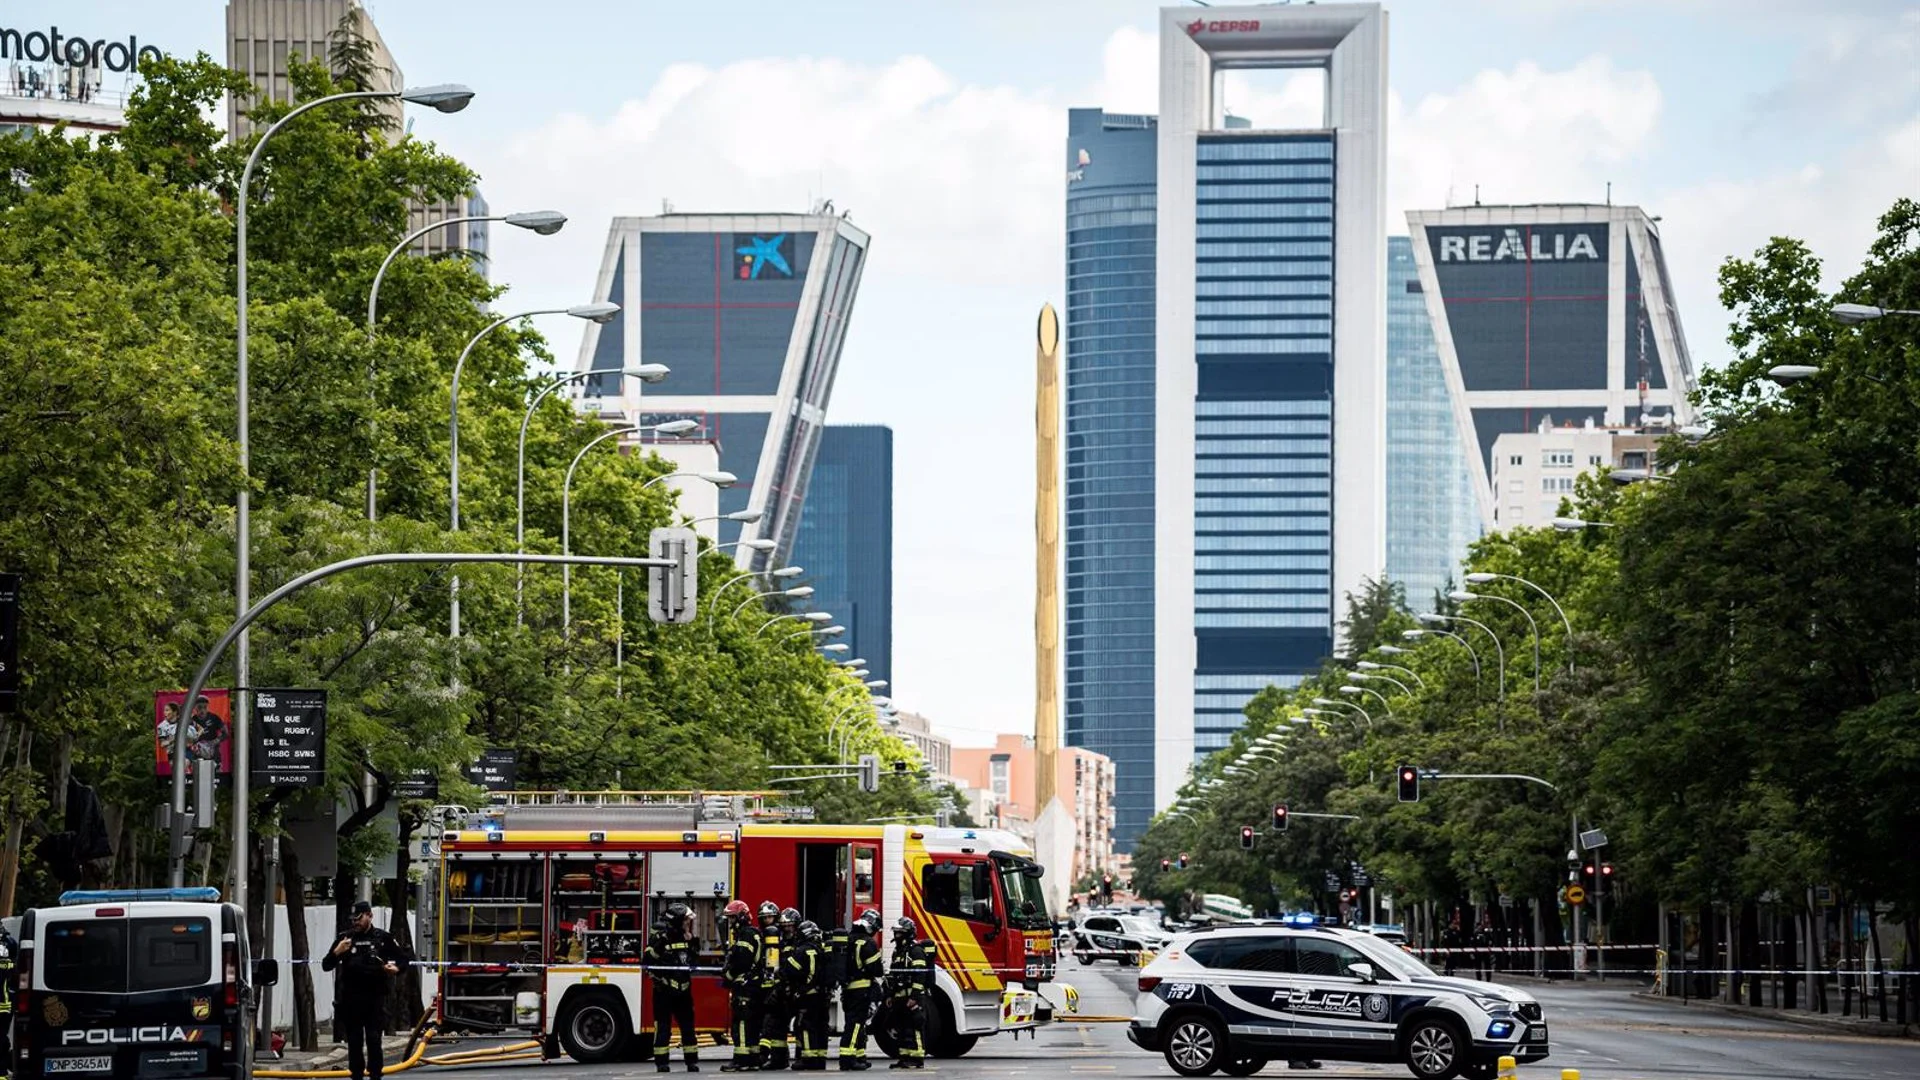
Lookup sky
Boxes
[25,1,1920,748]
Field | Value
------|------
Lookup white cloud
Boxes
[1387,56,1663,220]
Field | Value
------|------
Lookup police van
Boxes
[9,888,278,1080]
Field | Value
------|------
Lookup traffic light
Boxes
[1272,803,1290,832]
[857,754,879,793]
[1600,863,1615,894]
[647,527,699,623]
[1397,765,1420,802]
[1239,825,1256,849]
[1101,875,1114,900]
[1160,858,1171,872]
[1178,852,1190,870]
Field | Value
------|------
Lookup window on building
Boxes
[1508,479,1525,493]
[1544,450,1574,468]
[1509,454,1524,466]
[1589,454,1603,466]
[990,758,1009,799]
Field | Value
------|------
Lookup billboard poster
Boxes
[463,747,518,791]
[395,767,440,800]
[0,571,18,713]
[252,688,326,788]
[155,688,232,777]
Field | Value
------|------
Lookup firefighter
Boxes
[647,903,700,1072]
[837,909,884,1071]
[789,921,831,1071]
[882,917,932,1070]
[758,906,800,1070]
[720,900,762,1072]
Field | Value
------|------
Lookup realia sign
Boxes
[1,26,163,73]
[1437,229,1601,263]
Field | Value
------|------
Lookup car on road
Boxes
[1126,923,1548,1080]
[1072,913,1173,965]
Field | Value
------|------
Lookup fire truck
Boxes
[423,792,1061,1063]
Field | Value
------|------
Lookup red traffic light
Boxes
[1160,858,1171,872]
[1601,863,1615,876]
[1397,765,1420,802]
[1178,852,1190,869]
[1239,825,1256,849]
[1272,803,1289,832]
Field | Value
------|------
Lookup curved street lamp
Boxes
[1401,628,1482,696]
[1311,696,1373,729]
[1466,571,1575,674]
[1418,613,1507,700]
[560,421,707,634]
[1453,589,1541,695]
[1338,683,1392,714]
[756,610,833,637]
[1348,669,1411,698]
[1357,659,1425,690]
[227,83,473,914]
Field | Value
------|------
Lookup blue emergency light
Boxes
[1283,912,1321,927]
[60,887,221,905]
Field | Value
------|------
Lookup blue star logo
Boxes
[735,234,792,279]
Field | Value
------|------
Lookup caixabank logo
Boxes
[734,234,794,281]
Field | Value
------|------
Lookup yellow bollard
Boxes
[1497,1056,1516,1079]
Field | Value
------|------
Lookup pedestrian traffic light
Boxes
[1397,765,1420,802]
[1178,852,1190,870]
[1239,825,1255,849]
[1272,803,1289,832]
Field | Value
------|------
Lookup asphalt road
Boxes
[387,964,1920,1080]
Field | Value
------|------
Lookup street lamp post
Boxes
[1466,572,1575,674]
[1418,613,1506,702]
[514,365,670,623]
[1453,590,1541,695]
[1401,628,1482,694]
[365,209,567,520]
[1357,660,1424,690]
[447,303,621,636]
[1339,684,1392,714]
[216,82,473,916]
[561,421,701,635]
[1349,670,1411,697]
[757,611,833,637]
[1311,697,1372,729]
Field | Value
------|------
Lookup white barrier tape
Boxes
[1412,944,1657,954]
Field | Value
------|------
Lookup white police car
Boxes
[1127,923,1547,1080]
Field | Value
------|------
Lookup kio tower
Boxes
[1153,4,1387,812]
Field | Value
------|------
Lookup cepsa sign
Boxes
[1186,19,1262,35]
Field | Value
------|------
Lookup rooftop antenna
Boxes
[661,198,673,214]
[1606,180,1612,206]
[1473,184,1481,207]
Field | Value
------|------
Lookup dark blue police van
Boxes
[9,888,277,1080]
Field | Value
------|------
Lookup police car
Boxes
[1126,922,1547,1080]
[9,888,278,1080]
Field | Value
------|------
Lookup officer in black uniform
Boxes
[882,918,933,1070]
[647,903,700,1072]
[320,900,412,1080]
[759,906,800,1070]
[789,921,830,1071]
[836,909,882,1071]
[721,901,762,1072]
[0,920,18,1076]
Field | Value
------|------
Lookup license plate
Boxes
[1527,1024,1548,1041]
[45,1057,113,1074]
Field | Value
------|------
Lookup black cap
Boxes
[351,900,373,916]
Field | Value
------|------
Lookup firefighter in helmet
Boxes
[789,921,831,1070]
[720,900,762,1072]
[647,902,699,1072]
[837,909,884,1071]
[758,906,801,1070]
[882,917,933,1069]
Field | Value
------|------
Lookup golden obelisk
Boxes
[1035,303,1062,811]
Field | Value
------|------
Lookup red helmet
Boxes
[724,900,751,920]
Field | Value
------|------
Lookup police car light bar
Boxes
[60,887,221,905]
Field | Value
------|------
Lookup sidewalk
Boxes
[1631,988,1919,1040]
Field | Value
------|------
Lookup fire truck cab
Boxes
[426,793,1062,1063]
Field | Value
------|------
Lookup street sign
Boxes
[251,688,326,788]
[1498,893,1514,908]
[395,767,439,800]
[1580,827,1609,850]
[0,572,20,713]
[1566,885,1587,905]
[464,747,519,791]
[648,527,699,624]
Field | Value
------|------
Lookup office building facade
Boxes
[1405,203,1697,528]
[1385,236,1479,609]
[1063,107,1159,847]
[790,424,893,688]
[572,208,870,569]
[1490,420,1668,529]
[1154,4,1388,811]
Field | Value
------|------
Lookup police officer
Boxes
[320,900,411,1080]
[647,903,700,1072]
[720,901,762,1072]
[759,906,800,1070]
[788,921,830,1071]
[837,910,883,1071]
[883,918,932,1070]
[0,920,18,1077]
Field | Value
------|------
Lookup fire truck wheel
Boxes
[925,1003,977,1059]
[558,994,633,1063]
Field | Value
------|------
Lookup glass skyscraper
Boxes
[1385,236,1478,610]
[1064,107,1158,847]
[791,424,893,688]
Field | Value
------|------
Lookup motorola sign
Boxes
[0,27,163,73]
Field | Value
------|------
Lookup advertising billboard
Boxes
[155,688,232,776]
[252,688,326,788]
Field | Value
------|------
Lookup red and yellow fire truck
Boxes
[425,792,1062,1063]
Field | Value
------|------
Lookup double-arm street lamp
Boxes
[226,82,473,916]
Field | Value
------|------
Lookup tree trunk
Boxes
[0,726,34,917]
[282,837,319,1052]
[386,809,422,1028]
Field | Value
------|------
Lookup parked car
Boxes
[1127,923,1548,1080]
[1072,913,1174,965]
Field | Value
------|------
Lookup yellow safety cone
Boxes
[1497,1056,1516,1079]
